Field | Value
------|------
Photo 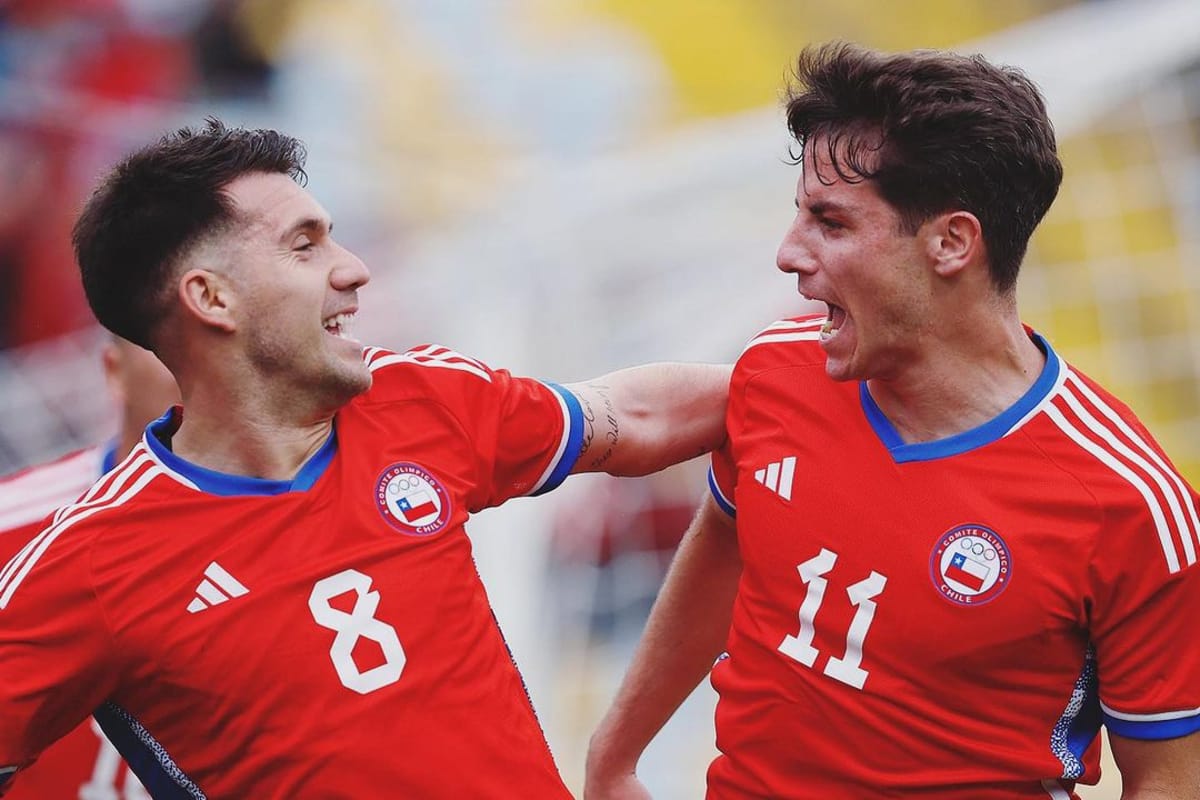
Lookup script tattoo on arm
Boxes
[577,382,620,471]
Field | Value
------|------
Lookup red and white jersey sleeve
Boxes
[363,345,584,511]
[708,317,827,519]
[0,447,144,799]
[702,315,1200,799]
[1049,368,1200,740]
[0,447,104,550]
[0,514,123,761]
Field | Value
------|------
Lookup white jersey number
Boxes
[308,570,406,694]
[778,548,887,690]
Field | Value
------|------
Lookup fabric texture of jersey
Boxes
[706,315,1200,800]
[0,345,584,799]
[0,445,146,800]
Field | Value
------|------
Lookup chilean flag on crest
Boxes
[945,552,989,592]
[397,489,438,522]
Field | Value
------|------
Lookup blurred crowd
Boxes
[0,0,1069,350]
[0,0,274,348]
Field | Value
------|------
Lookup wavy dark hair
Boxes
[73,118,308,350]
[785,42,1062,293]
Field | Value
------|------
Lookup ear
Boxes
[100,340,126,405]
[924,210,983,279]
[178,268,237,334]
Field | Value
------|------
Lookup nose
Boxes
[331,243,371,291]
[776,217,816,276]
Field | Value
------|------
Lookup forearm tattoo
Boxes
[578,383,619,470]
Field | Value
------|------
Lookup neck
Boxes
[171,370,340,481]
[115,423,146,463]
[866,307,1045,445]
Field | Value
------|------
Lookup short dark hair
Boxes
[785,42,1063,293]
[72,118,308,349]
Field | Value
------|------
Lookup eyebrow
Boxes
[279,216,333,244]
[806,200,851,216]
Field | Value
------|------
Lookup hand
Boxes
[583,771,653,800]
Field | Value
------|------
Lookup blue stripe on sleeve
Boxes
[708,465,736,517]
[1103,710,1200,741]
[532,382,585,496]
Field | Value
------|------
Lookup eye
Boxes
[294,239,315,252]
[818,216,845,231]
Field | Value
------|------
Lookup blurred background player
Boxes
[0,336,178,800]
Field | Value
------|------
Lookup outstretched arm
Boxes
[585,495,741,799]
[566,363,730,477]
[1110,729,1200,799]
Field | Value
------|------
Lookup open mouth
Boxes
[821,303,846,342]
[322,311,356,339]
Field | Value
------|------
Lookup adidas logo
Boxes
[754,456,796,501]
[187,562,249,613]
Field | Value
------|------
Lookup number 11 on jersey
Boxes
[778,548,887,690]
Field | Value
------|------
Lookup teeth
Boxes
[323,312,355,336]
[820,305,839,341]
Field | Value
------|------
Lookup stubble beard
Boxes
[247,329,371,415]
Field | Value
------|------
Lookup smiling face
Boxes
[775,139,935,384]
[219,171,373,409]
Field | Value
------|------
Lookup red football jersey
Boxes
[0,446,147,800]
[0,345,584,799]
[0,447,108,545]
[706,316,1200,799]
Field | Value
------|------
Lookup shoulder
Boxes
[733,315,828,382]
[1032,359,1172,475]
[0,445,104,532]
[1030,360,1198,574]
[0,445,166,610]
[360,345,499,400]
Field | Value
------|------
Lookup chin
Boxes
[317,359,372,408]
[822,350,859,382]
[824,362,855,383]
[339,364,373,398]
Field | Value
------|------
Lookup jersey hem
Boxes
[530,382,584,496]
[1103,710,1200,740]
[708,466,736,517]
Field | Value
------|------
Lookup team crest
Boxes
[929,524,1012,606]
[375,462,451,536]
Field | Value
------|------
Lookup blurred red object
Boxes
[0,0,196,347]
[551,476,697,566]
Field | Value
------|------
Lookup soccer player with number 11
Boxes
[587,43,1200,800]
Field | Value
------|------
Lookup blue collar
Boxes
[144,407,338,496]
[100,442,120,474]
[860,332,1060,463]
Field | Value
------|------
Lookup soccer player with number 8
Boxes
[0,120,730,799]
